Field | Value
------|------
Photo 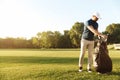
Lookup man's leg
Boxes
[87,41,94,71]
[79,39,87,68]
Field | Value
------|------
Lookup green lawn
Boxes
[0,49,120,80]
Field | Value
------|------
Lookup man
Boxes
[78,12,106,73]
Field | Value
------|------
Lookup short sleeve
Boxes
[85,20,92,26]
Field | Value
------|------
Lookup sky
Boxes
[0,0,120,39]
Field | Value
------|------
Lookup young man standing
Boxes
[78,12,106,72]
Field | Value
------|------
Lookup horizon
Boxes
[0,0,120,39]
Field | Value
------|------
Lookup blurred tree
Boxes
[0,37,31,48]
[31,37,40,48]
[60,30,72,48]
[105,23,120,44]
[37,31,55,48]
[69,22,84,48]
[53,31,62,48]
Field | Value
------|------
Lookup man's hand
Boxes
[100,34,108,39]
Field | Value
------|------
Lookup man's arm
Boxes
[87,26,106,38]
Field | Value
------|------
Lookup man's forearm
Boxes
[87,26,101,36]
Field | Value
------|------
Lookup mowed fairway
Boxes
[0,49,120,80]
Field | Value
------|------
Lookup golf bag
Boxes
[93,37,112,74]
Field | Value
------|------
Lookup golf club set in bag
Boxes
[93,36,112,74]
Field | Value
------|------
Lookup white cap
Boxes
[92,12,101,19]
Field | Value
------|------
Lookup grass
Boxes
[0,49,120,80]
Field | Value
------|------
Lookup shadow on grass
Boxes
[110,72,120,76]
[0,56,119,64]
[0,49,80,51]
[0,56,81,64]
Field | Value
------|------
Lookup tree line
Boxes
[0,22,120,48]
